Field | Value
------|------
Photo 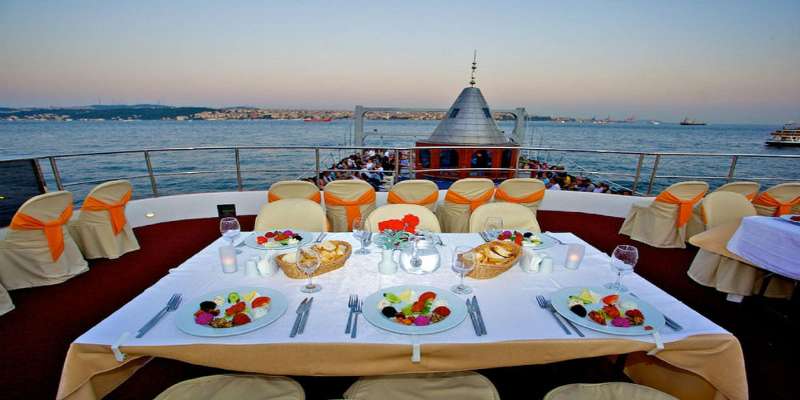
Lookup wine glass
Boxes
[484,217,503,239]
[352,216,370,255]
[296,246,322,293]
[451,246,477,295]
[219,217,241,245]
[605,245,639,291]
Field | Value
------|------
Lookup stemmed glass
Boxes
[484,217,503,239]
[352,216,370,255]
[451,246,477,295]
[219,217,241,245]
[296,246,322,293]
[605,245,639,292]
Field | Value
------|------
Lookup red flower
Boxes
[378,219,404,232]
[402,214,419,233]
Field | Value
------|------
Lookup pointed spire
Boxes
[469,50,477,87]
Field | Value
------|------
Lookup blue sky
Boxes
[1,0,798,123]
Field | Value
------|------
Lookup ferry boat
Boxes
[680,118,706,126]
[765,123,800,147]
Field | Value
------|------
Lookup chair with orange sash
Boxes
[387,180,439,211]
[268,180,322,203]
[686,181,760,238]
[323,180,376,232]
[495,178,546,216]
[436,178,495,233]
[69,180,140,259]
[688,191,794,300]
[469,202,540,233]
[254,199,328,232]
[0,191,88,290]
[619,181,708,248]
[752,182,800,217]
[0,282,13,317]
[365,204,441,233]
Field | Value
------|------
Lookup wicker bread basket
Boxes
[462,240,522,279]
[275,240,352,279]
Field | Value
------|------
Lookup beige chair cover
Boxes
[323,180,376,232]
[468,202,541,233]
[0,191,88,290]
[436,178,495,233]
[544,382,678,400]
[0,282,13,317]
[69,180,140,260]
[686,181,760,237]
[752,182,800,216]
[495,178,546,216]
[268,180,321,203]
[343,372,499,400]
[254,199,327,232]
[387,180,439,211]
[364,204,442,233]
[687,192,794,298]
[154,374,304,400]
[619,181,708,249]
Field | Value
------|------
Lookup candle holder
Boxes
[564,244,585,270]
[219,245,238,273]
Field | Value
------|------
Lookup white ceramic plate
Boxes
[550,286,665,336]
[492,231,557,250]
[362,285,467,335]
[176,287,288,337]
[243,230,313,250]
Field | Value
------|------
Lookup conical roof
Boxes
[424,86,515,145]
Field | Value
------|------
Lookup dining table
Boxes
[56,231,747,400]
[726,216,800,281]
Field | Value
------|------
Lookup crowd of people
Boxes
[519,158,617,194]
[305,149,400,190]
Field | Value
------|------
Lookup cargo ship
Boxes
[765,123,800,147]
[680,118,706,126]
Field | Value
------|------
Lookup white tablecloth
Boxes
[727,216,800,280]
[75,231,727,353]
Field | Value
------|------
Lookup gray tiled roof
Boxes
[425,87,515,145]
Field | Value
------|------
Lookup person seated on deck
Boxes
[547,177,562,191]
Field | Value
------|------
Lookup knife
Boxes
[298,297,313,334]
[629,293,683,331]
[471,296,487,335]
[289,298,308,338]
[465,298,481,336]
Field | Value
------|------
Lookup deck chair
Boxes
[365,204,441,233]
[0,191,88,290]
[544,382,677,400]
[69,180,140,259]
[344,372,499,400]
[387,179,439,211]
[154,374,304,400]
[323,180,376,232]
[686,181,760,238]
[469,202,540,233]
[688,192,794,299]
[436,178,495,233]
[494,178,546,216]
[0,282,13,317]
[752,182,800,216]
[268,180,321,203]
[619,181,708,248]
[254,199,327,232]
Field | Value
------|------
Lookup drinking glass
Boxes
[296,246,322,293]
[219,217,241,245]
[605,245,639,291]
[352,216,370,255]
[484,217,503,239]
[451,246,477,295]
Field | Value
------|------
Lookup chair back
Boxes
[0,282,13,317]
[254,199,327,232]
[438,178,495,233]
[495,178,545,211]
[544,382,678,400]
[653,181,709,227]
[714,181,759,200]
[323,180,376,231]
[387,180,439,210]
[469,202,540,233]
[268,180,321,203]
[701,192,756,228]
[753,182,800,216]
[8,191,74,261]
[80,180,133,234]
[365,204,441,233]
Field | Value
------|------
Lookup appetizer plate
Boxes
[779,214,800,225]
[550,286,665,336]
[176,287,288,337]
[243,230,312,251]
[492,231,557,250]
[362,285,467,335]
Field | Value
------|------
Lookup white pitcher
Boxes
[378,248,399,275]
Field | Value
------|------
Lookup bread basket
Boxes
[275,240,352,279]
[461,240,522,279]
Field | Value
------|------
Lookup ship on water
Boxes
[765,123,800,147]
[680,117,706,126]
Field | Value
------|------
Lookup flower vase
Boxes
[378,248,398,275]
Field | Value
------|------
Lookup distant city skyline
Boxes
[1,0,798,123]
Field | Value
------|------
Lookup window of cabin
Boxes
[470,150,492,168]
[501,149,513,168]
[419,149,431,168]
[439,149,459,168]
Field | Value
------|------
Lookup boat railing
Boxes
[18,145,800,198]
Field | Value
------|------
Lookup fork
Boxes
[535,295,571,335]
[136,293,182,338]
[542,232,565,245]
[314,232,327,243]
[345,294,358,334]
[350,300,363,339]
[545,298,583,337]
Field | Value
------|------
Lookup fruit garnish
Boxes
[383,293,401,303]
[398,289,413,302]
[251,296,271,308]
[611,317,631,327]
[265,231,276,238]
[411,301,425,313]
[644,325,653,331]
[413,315,431,326]
[602,305,621,319]
[433,306,451,316]
[243,291,258,302]
[225,301,246,316]
[588,310,606,325]
[200,301,217,312]
[418,291,436,303]
[514,231,523,245]
[602,294,619,305]
[382,306,398,318]
[232,313,251,326]
[194,312,214,325]
[256,236,268,244]
[227,292,240,304]
[625,309,645,325]
[569,304,587,318]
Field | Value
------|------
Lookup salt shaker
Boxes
[258,254,278,276]
[245,258,259,277]
[539,254,553,274]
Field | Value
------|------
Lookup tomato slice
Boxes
[418,291,437,303]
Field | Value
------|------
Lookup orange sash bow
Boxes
[444,188,495,212]
[655,190,706,227]
[753,192,800,216]
[387,190,438,206]
[268,191,322,204]
[10,206,73,261]
[324,189,376,230]
[494,187,544,204]
[81,189,132,235]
